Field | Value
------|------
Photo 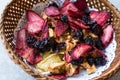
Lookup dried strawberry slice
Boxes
[68,10,83,18]
[45,6,60,16]
[26,10,44,22]
[90,11,100,20]
[54,21,67,37]
[69,22,80,30]
[41,23,49,39]
[16,46,42,64]
[27,52,42,64]
[49,74,66,80]
[26,20,44,34]
[74,0,87,12]
[61,0,70,8]
[64,52,72,63]
[70,44,92,60]
[69,17,89,29]
[61,3,78,15]
[101,25,114,47]
[90,11,110,26]
[15,28,27,49]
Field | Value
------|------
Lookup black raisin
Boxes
[73,30,83,40]
[26,36,36,46]
[84,35,94,46]
[93,38,105,50]
[84,8,90,16]
[49,2,59,8]
[91,24,103,36]
[95,56,107,66]
[60,15,68,23]
[71,57,84,66]
[87,56,95,65]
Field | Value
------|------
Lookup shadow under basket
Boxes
[0,0,120,80]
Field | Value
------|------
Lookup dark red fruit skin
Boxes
[74,0,87,12]
[68,10,83,18]
[101,24,114,47]
[54,21,67,37]
[49,74,66,80]
[45,6,60,16]
[64,52,72,63]
[69,22,80,30]
[70,44,92,60]
[68,17,89,29]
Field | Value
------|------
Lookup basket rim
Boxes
[0,0,120,80]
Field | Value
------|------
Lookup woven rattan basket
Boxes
[0,0,120,80]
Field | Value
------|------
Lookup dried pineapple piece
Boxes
[65,63,78,76]
[65,40,75,51]
[49,61,66,74]
[49,28,54,37]
[36,54,62,72]
[41,12,48,19]
[86,64,97,74]
[81,62,97,74]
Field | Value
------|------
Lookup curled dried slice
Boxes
[26,10,44,22]
[101,24,114,47]
[64,52,72,63]
[54,21,67,37]
[45,6,60,16]
[70,44,92,60]
[15,28,27,49]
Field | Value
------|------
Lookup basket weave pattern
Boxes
[0,0,120,80]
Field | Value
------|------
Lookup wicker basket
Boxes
[0,0,120,80]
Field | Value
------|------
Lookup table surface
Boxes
[0,0,120,80]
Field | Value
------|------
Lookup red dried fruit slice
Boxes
[15,28,27,49]
[70,44,92,60]
[69,22,80,30]
[61,3,78,15]
[61,0,70,8]
[54,21,67,37]
[64,52,72,63]
[40,20,49,39]
[26,20,44,34]
[90,11,110,26]
[101,24,114,47]
[68,10,83,18]
[90,11,100,20]
[27,52,42,64]
[26,10,44,22]
[74,0,87,12]
[49,74,66,80]
[69,17,89,29]
[45,6,60,16]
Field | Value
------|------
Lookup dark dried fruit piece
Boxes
[71,57,84,65]
[74,0,87,12]
[26,36,37,46]
[91,24,103,36]
[60,15,68,23]
[73,30,83,40]
[87,56,95,65]
[84,35,94,46]
[95,56,107,66]
[49,2,59,8]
